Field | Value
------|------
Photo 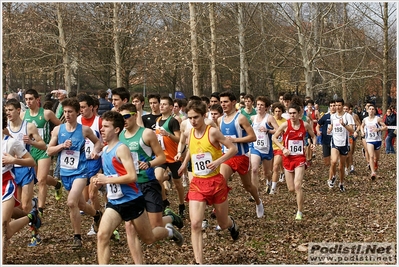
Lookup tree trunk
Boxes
[208,3,218,93]
[113,2,123,88]
[189,3,200,96]
[382,2,388,112]
[238,3,248,95]
[57,4,71,93]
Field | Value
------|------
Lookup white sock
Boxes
[166,227,173,238]
[271,182,277,190]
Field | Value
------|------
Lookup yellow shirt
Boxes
[189,125,222,178]
[272,116,287,150]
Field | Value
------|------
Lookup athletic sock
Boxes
[271,182,277,190]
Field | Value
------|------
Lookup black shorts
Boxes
[138,179,163,213]
[331,141,349,156]
[106,196,146,221]
[322,144,331,158]
[157,161,182,179]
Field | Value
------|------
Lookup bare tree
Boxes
[209,3,218,93]
[189,3,200,96]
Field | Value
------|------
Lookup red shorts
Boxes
[2,173,20,207]
[273,149,283,156]
[186,173,231,205]
[222,154,250,175]
[283,156,306,172]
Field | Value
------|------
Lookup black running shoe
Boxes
[164,208,184,229]
[228,216,239,241]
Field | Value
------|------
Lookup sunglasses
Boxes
[122,112,136,119]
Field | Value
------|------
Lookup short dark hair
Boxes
[306,99,314,106]
[160,96,173,106]
[132,93,145,103]
[186,100,207,116]
[188,95,202,102]
[255,96,271,107]
[283,93,292,101]
[271,102,285,113]
[112,87,130,102]
[335,98,345,105]
[173,99,183,108]
[120,103,137,113]
[288,103,301,113]
[209,104,223,114]
[61,98,80,113]
[92,96,99,108]
[5,99,21,109]
[219,91,237,102]
[101,111,125,135]
[210,92,220,101]
[77,94,94,107]
[147,93,160,103]
[98,90,107,99]
[3,107,7,129]
[244,94,255,102]
[25,89,40,99]
[200,96,210,105]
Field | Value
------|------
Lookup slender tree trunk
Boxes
[209,3,218,93]
[113,2,123,88]
[189,3,200,96]
[294,3,313,98]
[382,2,388,112]
[57,4,71,93]
[238,3,248,95]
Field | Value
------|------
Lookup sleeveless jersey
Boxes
[240,108,257,123]
[155,116,178,163]
[119,127,156,184]
[220,112,248,155]
[58,123,87,177]
[189,125,222,178]
[77,115,102,159]
[364,116,382,142]
[272,116,287,150]
[102,142,142,205]
[2,136,28,183]
[7,120,30,167]
[252,114,272,154]
[23,107,50,143]
[330,112,354,147]
[283,120,306,159]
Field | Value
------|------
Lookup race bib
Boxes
[192,152,213,176]
[223,135,237,153]
[287,140,303,156]
[107,174,124,200]
[60,150,80,169]
[131,152,140,174]
[84,138,94,159]
[157,134,165,150]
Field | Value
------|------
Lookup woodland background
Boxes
[2,2,397,110]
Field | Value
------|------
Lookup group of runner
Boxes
[2,88,392,264]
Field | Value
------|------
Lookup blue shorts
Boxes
[367,141,382,150]
[13,167,35,187]
[250,147,273,161]
[61,173,88,191]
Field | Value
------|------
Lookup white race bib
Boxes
[131,152,140,174]
[60,150,80,169]
[192,152,213,176]
[84,138,94,159]
[157,134,165,150]
[107,174,124,200]
[223,135,237,153]
[287,140,304,156]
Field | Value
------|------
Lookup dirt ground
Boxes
[3,145,397,265]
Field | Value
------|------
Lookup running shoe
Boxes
[248,196,255,202]
[349,166,355,174]
[28,209,41,229]
[55,181,63,201]
[279,173,285,182]
[256,200,264,218]
[164,208,184,229]
[367,164,370,170]
[327,176,336,188]
[111,230,120,242]
[339,183,345,192]
[201,219,208,230]
[87,224,96,236]
[72,237,82,247]
[215,225,222,231]
[165,223,184,246]
[228,217,239,240]
[265,183,271,194]
[28,235,42,247]
[295,212,303,221]
[178,204,186,219]
[371,173,376,181]
[270,188,276,195]
[210,208,217,219]
[93,210,103,232]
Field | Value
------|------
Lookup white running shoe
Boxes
[256,200,264,218]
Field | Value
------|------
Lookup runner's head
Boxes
[219,91,237,113]
[25,89,40,109]
[186,100,207,128]
[119,103,138,131]
[101,111,125,140]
